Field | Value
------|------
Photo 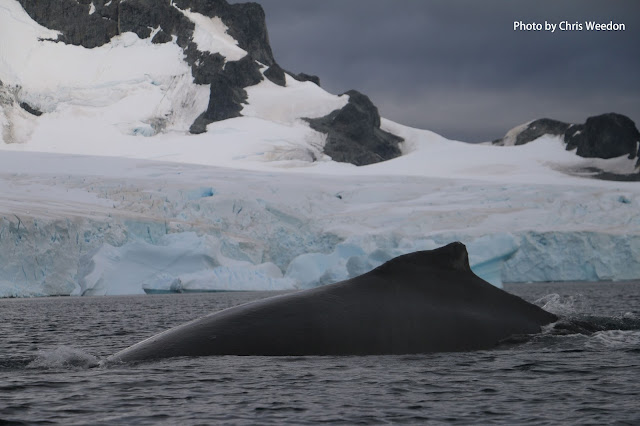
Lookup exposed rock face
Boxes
[565,113,640,161]
[19,102,43,117]
[18,0,276,63]
[494,113,640,159]
[493,112,640,179]
[306,90,403,166]
[493,118,570,146]
[151,29,174,44]
[292,73,321,86]
[263,63,287,87]
[18,0,120,48]
[17,0,280,129]
[190,75,247,134]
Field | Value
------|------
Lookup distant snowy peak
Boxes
[494,118,569,147]
[17,0,275,62]
[1,0,403,166]
[493,113,640,180]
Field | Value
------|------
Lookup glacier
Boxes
[1,1,639,297]
[0,151,637,297]
[503,231,640,283]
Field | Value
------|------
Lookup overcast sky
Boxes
[234,0,639,142]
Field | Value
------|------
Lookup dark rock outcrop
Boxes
[188,54,264,130]
[493,113,640,179]
[19,0,276,63]
[151,29,173,44]
[306,90,403,166]
[292,73,321,86]
[565,113,640,161]
[19,102,43,117]
[494,113,640,160]
[190,75,247,134]
[493,118,570,146]
[19,0,120,48]
[263,63,287,87]
[222,54,264,87]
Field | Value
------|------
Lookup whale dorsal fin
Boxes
[380,242,472,273]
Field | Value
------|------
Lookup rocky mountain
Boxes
[493,113,640,180]
[4,0,403,165]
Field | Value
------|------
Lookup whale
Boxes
[106,242,557,362]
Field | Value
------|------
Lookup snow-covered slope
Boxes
[1,0,636,177]
[0,0,638,297]
[0,0,353,164]
[492,115,640,180]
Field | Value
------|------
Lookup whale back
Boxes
[107,243,557,361]
[377,241,472,273]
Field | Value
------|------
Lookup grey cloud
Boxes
[380,86,640,143]
[232,0,640,142]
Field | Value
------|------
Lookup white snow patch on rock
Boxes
[176,6,247,61]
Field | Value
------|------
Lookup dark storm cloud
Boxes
[232,0,640,142]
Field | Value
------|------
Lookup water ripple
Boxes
[0,283,638,424]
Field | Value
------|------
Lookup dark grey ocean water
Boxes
[1,281,639,425]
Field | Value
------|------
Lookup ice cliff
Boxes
[0,152,638,297]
